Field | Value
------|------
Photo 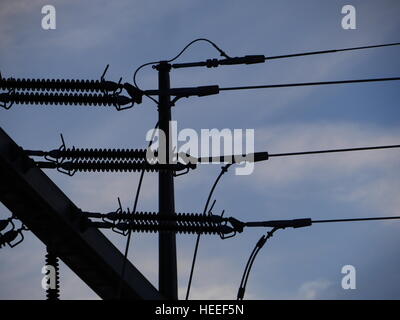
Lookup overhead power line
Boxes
[313,216,400,224]
[267,144,400,158]
[219,77,400,92]
[194,144,400,164]
[265,42,400,60]
[172,42,400,69]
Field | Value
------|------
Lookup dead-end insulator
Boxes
[0,92,133,108]
[90,220,233,235]
[0,77,122,93]
[35,160,196,173]
[26,147,148,161]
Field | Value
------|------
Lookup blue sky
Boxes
[1,0,400,299]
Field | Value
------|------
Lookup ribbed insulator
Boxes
[114,220,228,235]
[45,248,60,301]
[58,160,192,173]
[112,211,224,224]
[0,92,132,107]
[0,77,121,92]
[50,147,148,160]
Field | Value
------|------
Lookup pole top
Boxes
[154,61,171,72]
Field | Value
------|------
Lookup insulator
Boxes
[45,248,60,300]
[56,160,194,173]
[113,220,232,235]
[101,211,225,224]
[47,147,148,161]
[86,212,233,235]
[0,92,132,107]
[0,77,121,93]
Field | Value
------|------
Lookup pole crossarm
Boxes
[0,127,163,300]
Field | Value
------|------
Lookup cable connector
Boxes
[172,55,266,69]
[218,55,266,66]
[123,83,143,104]
[245,218,312,229]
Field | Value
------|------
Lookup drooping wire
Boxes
[237,227,279,300]
[166,38,230,63]
[185,163,232,300]
[133,38,230,104]
[236,214,400,300]
[116,122,159,299]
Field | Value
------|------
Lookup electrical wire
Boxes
[219,77,400,92]
[166,38,230,62]
[312,215,400,224]
[268,144,400,158]
[185,163,232,300]
[237,214,400,300]
[196,144,400,165]
[188,143,400,298]
[265,42,400,61]
[116,122,159,299]
[133,38,230,104]
[237,227,278,300]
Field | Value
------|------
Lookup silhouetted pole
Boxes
[156,61,178,299]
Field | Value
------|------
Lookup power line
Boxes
[195,144,400,164]
[219,77,400,92]
[266,42,400,60]
[172,42,400,69]
[268,144,400,159]
[313,215,400,224]
[237,214,400,300]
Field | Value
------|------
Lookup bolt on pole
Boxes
[156,61,178,299]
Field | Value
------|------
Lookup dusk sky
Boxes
[1,0,400,299]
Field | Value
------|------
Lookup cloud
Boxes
[296,279,333,300]
[338,177,400,217]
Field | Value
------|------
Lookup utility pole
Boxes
[156,61,178,299]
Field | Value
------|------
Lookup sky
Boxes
[0,0,400,300]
